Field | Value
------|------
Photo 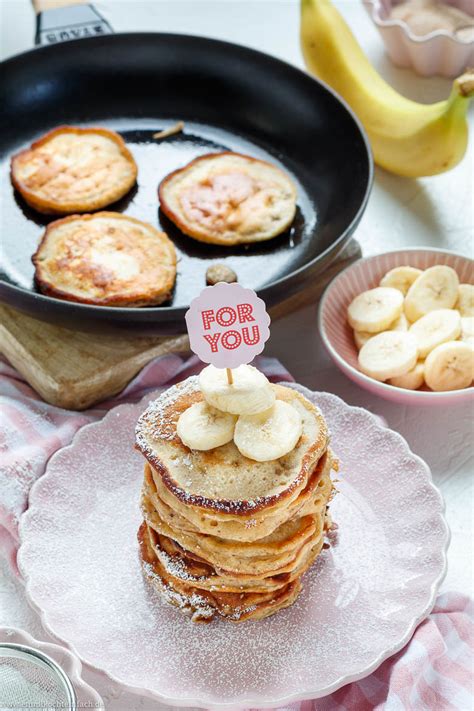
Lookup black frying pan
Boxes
[0,2,373,335]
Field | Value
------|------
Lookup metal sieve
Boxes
[0,643,77,711]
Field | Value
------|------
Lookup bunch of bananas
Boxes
[300,0,474,177]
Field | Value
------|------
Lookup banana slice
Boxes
[199,364,275,415]
[460,316,474,345]
[409,309,461,359]
[234,400,303,462]
[380,266,422,295]
[389,362,425,390]
[353,312,407,350]
[354,330,372,350]
[358,331,418,381]
[391,312,408,331]
[404,265,459,322]
[457,284,474,317]
[424,341,474,392]
[177,401,236,450]
[347,287,403,333]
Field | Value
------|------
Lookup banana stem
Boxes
[446,69,474,122]
[454,69,474,99]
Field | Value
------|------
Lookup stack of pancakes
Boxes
[135,377,335,623]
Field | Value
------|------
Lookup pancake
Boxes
[146,449,333,543]
[146,524,326,594]
[136,375,337,622]
[135,379,328,529]
[139,522,303,622]
[141,490,329,576]
[142,460,330,556]
[158,152,297,246]
[32,212,177,306]
[11,126,137,214]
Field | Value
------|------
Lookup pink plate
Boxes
[18,385,449,708]
[319,248,474,405]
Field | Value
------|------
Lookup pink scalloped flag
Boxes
[185,282,271,369]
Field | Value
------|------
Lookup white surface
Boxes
[0,1,473,709]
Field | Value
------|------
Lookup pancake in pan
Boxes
[158,152,297,246]
[11,126,137,215]
[32,212,177,307]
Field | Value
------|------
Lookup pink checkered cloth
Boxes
[0,353,293,567]
[1,354,473,709]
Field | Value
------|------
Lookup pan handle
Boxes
[32,0,113,45]
[32,0,85,10]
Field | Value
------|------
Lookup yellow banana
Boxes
[300,0,474,177]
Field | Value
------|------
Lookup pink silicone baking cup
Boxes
[364,0,474,78]
[319,248,474,405]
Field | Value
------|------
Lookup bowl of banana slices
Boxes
[319,248,474,404]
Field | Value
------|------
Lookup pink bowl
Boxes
[319,248,474,405]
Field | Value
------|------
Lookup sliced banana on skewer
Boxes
[234,400,303,462]
[199,364,275,415]
[177,401,236,450]
[457,284,474,317]
[404,265,459,322]
[424,341,474,392]
[348,287,403,333]
[389,362,425,390]
[358,331,418,382]
[380,266,422,295]
[409,309,461,359]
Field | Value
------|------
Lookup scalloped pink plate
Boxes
[18,385,449,708]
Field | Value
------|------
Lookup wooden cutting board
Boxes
[0,241,360,410]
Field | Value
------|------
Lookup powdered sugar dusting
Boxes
[143,561,214,620]
[135,377,326,513]
[143,558,261,622]
[227,604,257,621]
[153,543,209,584]
[18,387,448,707]
[135,377,199,450]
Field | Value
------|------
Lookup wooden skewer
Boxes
[226,368,233,385]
